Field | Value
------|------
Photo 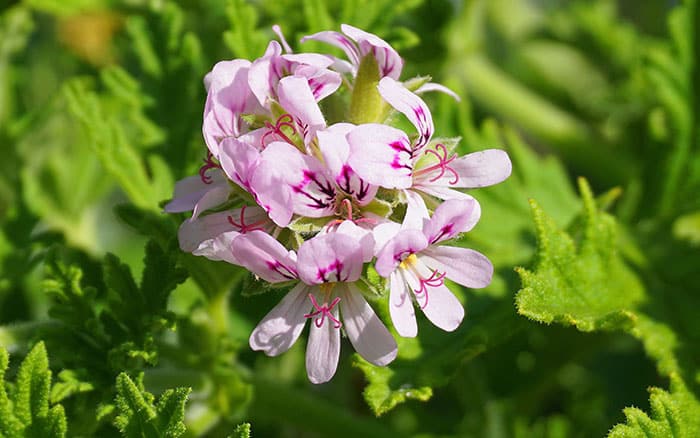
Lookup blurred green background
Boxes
[1,0,699,437]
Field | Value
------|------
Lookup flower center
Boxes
[261,113,299,148]
[413,143,459,185]
[399,253,418,270]
[398,254,446,309]
[304,287,342,329]
[227,205,269,233]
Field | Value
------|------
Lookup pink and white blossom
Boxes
[235,231,397,384]
[375,199,492,337]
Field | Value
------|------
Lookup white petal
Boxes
[421,246,493,288]
[415,82,460,101]
[339,284,397,366]
[249,283,310,356]
[305,299,341,384]
[378,77,433,150]
[389,271,417,337]
[420,282,464,332]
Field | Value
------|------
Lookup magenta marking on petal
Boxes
[265,260,298,280]
[413,269,446,309]
[429,224,454,244]
[304,294,342,328]
[199,151,221,184]
[316,259,346,282]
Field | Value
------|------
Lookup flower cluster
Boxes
[166,24,512,384]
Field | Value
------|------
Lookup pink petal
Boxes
[378,77,433,150]
[293,64,342,101]
[414,184,475,202]
[177,210,239,253]
[375,229,429,277]
[346,124,413,189]
[219,137,260,192]
[339,284,397,366]
[164,174,218,213]
[191,183,231,219]
[272,24,293,53]
[402,259,464,331]
[415,82,460,101]
[317,125,377,205]
[202,59,259,155]
[440,149,512,188]
[340,24,403,80]
[422,198,481,244]
[421,246,493,288]
[192,231,239,265]
[297,233,364,285]
[389,271,417,337]
[255,141,336,220]
[277,76,326,145]
[324,221,375,262]
[417,283,465,332]
[305,295,341,384]
[300,30,360,66]
[371,221,402,255]
[402,189,430,230]
[249,283,310,356]
[249,148,294,227]
[231,230,298,283]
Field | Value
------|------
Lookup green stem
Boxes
[250,377,403,438]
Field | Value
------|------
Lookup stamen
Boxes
[304,293,342,328]
[412,269,446,309]
[413,144,459,185]
[261,114,298,148]
[227,205,268,233]
[199,151,221,184]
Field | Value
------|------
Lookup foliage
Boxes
[0,0,699,436]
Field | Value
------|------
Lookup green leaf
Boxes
[229,422,252,438]
[515,178,644,332]
[113,372,190,438]
[0,342,67,437]
[609,376,700,438]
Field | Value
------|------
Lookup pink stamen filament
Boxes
[199,151,221,184]
[324,198,378,231]
[261,114,297,148]
[304,293,342,328]
[413,144,459,185]
[227,205,268,233]
[412,269,447,309]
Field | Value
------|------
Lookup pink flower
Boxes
[302,24,403,80]
[374,199,493,337]
[234,231,397,384]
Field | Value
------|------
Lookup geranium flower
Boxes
[374,199,492,337]
[234,230,397,384]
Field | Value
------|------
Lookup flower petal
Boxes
[439,149,512,188]
[255,141,336,220]
[219,137,260,192]
[339,284,397,366]
[375,229,429,277]
[422,198,481,244]
[248,41,282,108]
[318,124,377,205]
[249,283,310,356]
[414,82,460,101]
[177,210,238,252]
[191,183,231,219]
[297,233,364,285]
[378,77,433,149]
[346,123,413,189]
[192,231,239,265]
[402,189,430,230]
[277,75,326,145]
[164,174,222,213]
[300,30,360,66]
[340,24,403,80]
[231,230,298,283]
[324,220,375,262]
[421,246,493,288]
[305,295,341,384]
[202,59,260,155]
[389,271,417,337]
